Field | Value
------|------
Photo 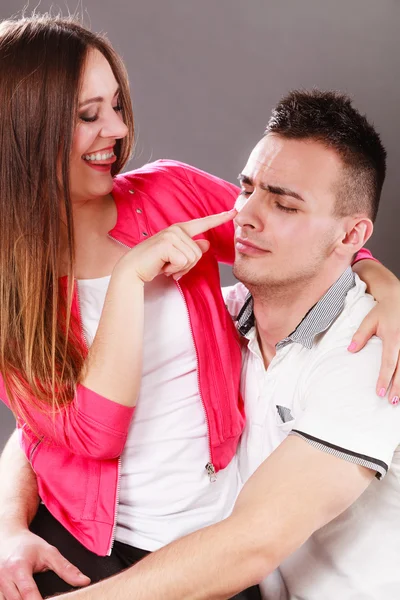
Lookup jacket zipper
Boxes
[17,423,42,467]
[176,281,216,482]
[75,276,123,554]
[29,438,42,464]
[195,287,228,438]
[108,233,216,482]
[107,456,122,555]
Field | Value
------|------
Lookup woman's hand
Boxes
[81,208,237,408]
[348,295,400,405]
[115,209,237,283]
[0,527,89,600]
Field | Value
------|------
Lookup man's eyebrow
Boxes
[79,86,120,108]
[264,185,305,202]
[238,174,253,185]
[238,174,305,202]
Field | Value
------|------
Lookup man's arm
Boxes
[0,431,89,600]
[50,436,374,600]
[52,333,399,600]
[0,430,39,530]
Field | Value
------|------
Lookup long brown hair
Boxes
[0,15,134,428]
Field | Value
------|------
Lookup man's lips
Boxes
[235,238,269,255]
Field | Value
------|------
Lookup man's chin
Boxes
[233,262,264,287]
[233,259,286,290]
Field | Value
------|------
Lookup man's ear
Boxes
[340,217,374,255]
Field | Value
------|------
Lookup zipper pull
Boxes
[205,462,217,482]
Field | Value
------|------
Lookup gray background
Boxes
[0,0,399,447]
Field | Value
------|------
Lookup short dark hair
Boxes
[265,90,386,222]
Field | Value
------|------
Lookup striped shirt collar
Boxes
[237,267,356,349]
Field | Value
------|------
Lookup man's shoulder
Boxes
[305,276,381,387]
[317,274,377,349]
[343,273,376,325]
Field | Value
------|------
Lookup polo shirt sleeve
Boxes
[290,336,400,480]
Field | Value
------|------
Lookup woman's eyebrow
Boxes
[79,86,120,108]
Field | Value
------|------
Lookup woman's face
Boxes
[69,48,129,204]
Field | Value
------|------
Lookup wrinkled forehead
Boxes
[243,134,343,199]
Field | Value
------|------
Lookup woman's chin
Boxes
[71,177,114,202]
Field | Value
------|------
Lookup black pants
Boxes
[31,505,261,599]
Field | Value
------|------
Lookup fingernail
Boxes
[347,341,357,352]
[378,387,386,398]
[392,396,399,406]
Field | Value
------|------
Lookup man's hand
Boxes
[0,527,90,600]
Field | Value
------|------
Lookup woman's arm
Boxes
[164,161,239,264]
[351,258,400,404]
[1,212,235,459]
[81,211,233,405]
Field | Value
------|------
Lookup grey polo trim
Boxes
[290,429,387,480]
[236,292,254,336]
[237,267,356,349]
[276,405,294,424]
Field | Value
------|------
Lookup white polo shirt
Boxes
[224,268,400,600]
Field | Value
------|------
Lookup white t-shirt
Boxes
[224,271,400,600]
[77,274,240,551]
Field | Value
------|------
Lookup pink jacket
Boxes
[0,160,374,556]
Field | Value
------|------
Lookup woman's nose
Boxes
[100,111,129,140]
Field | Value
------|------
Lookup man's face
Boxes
[233,134,346,290]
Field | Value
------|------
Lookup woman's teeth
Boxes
[83,151,114,161]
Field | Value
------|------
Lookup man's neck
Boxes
[251,265,349,367]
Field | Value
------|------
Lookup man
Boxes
[1,90,400,600]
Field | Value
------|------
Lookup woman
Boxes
[0,14,398,600]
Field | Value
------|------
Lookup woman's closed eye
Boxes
[79,104,122,123]
[79,112,98,123]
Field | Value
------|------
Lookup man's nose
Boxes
[234,193,264,230]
